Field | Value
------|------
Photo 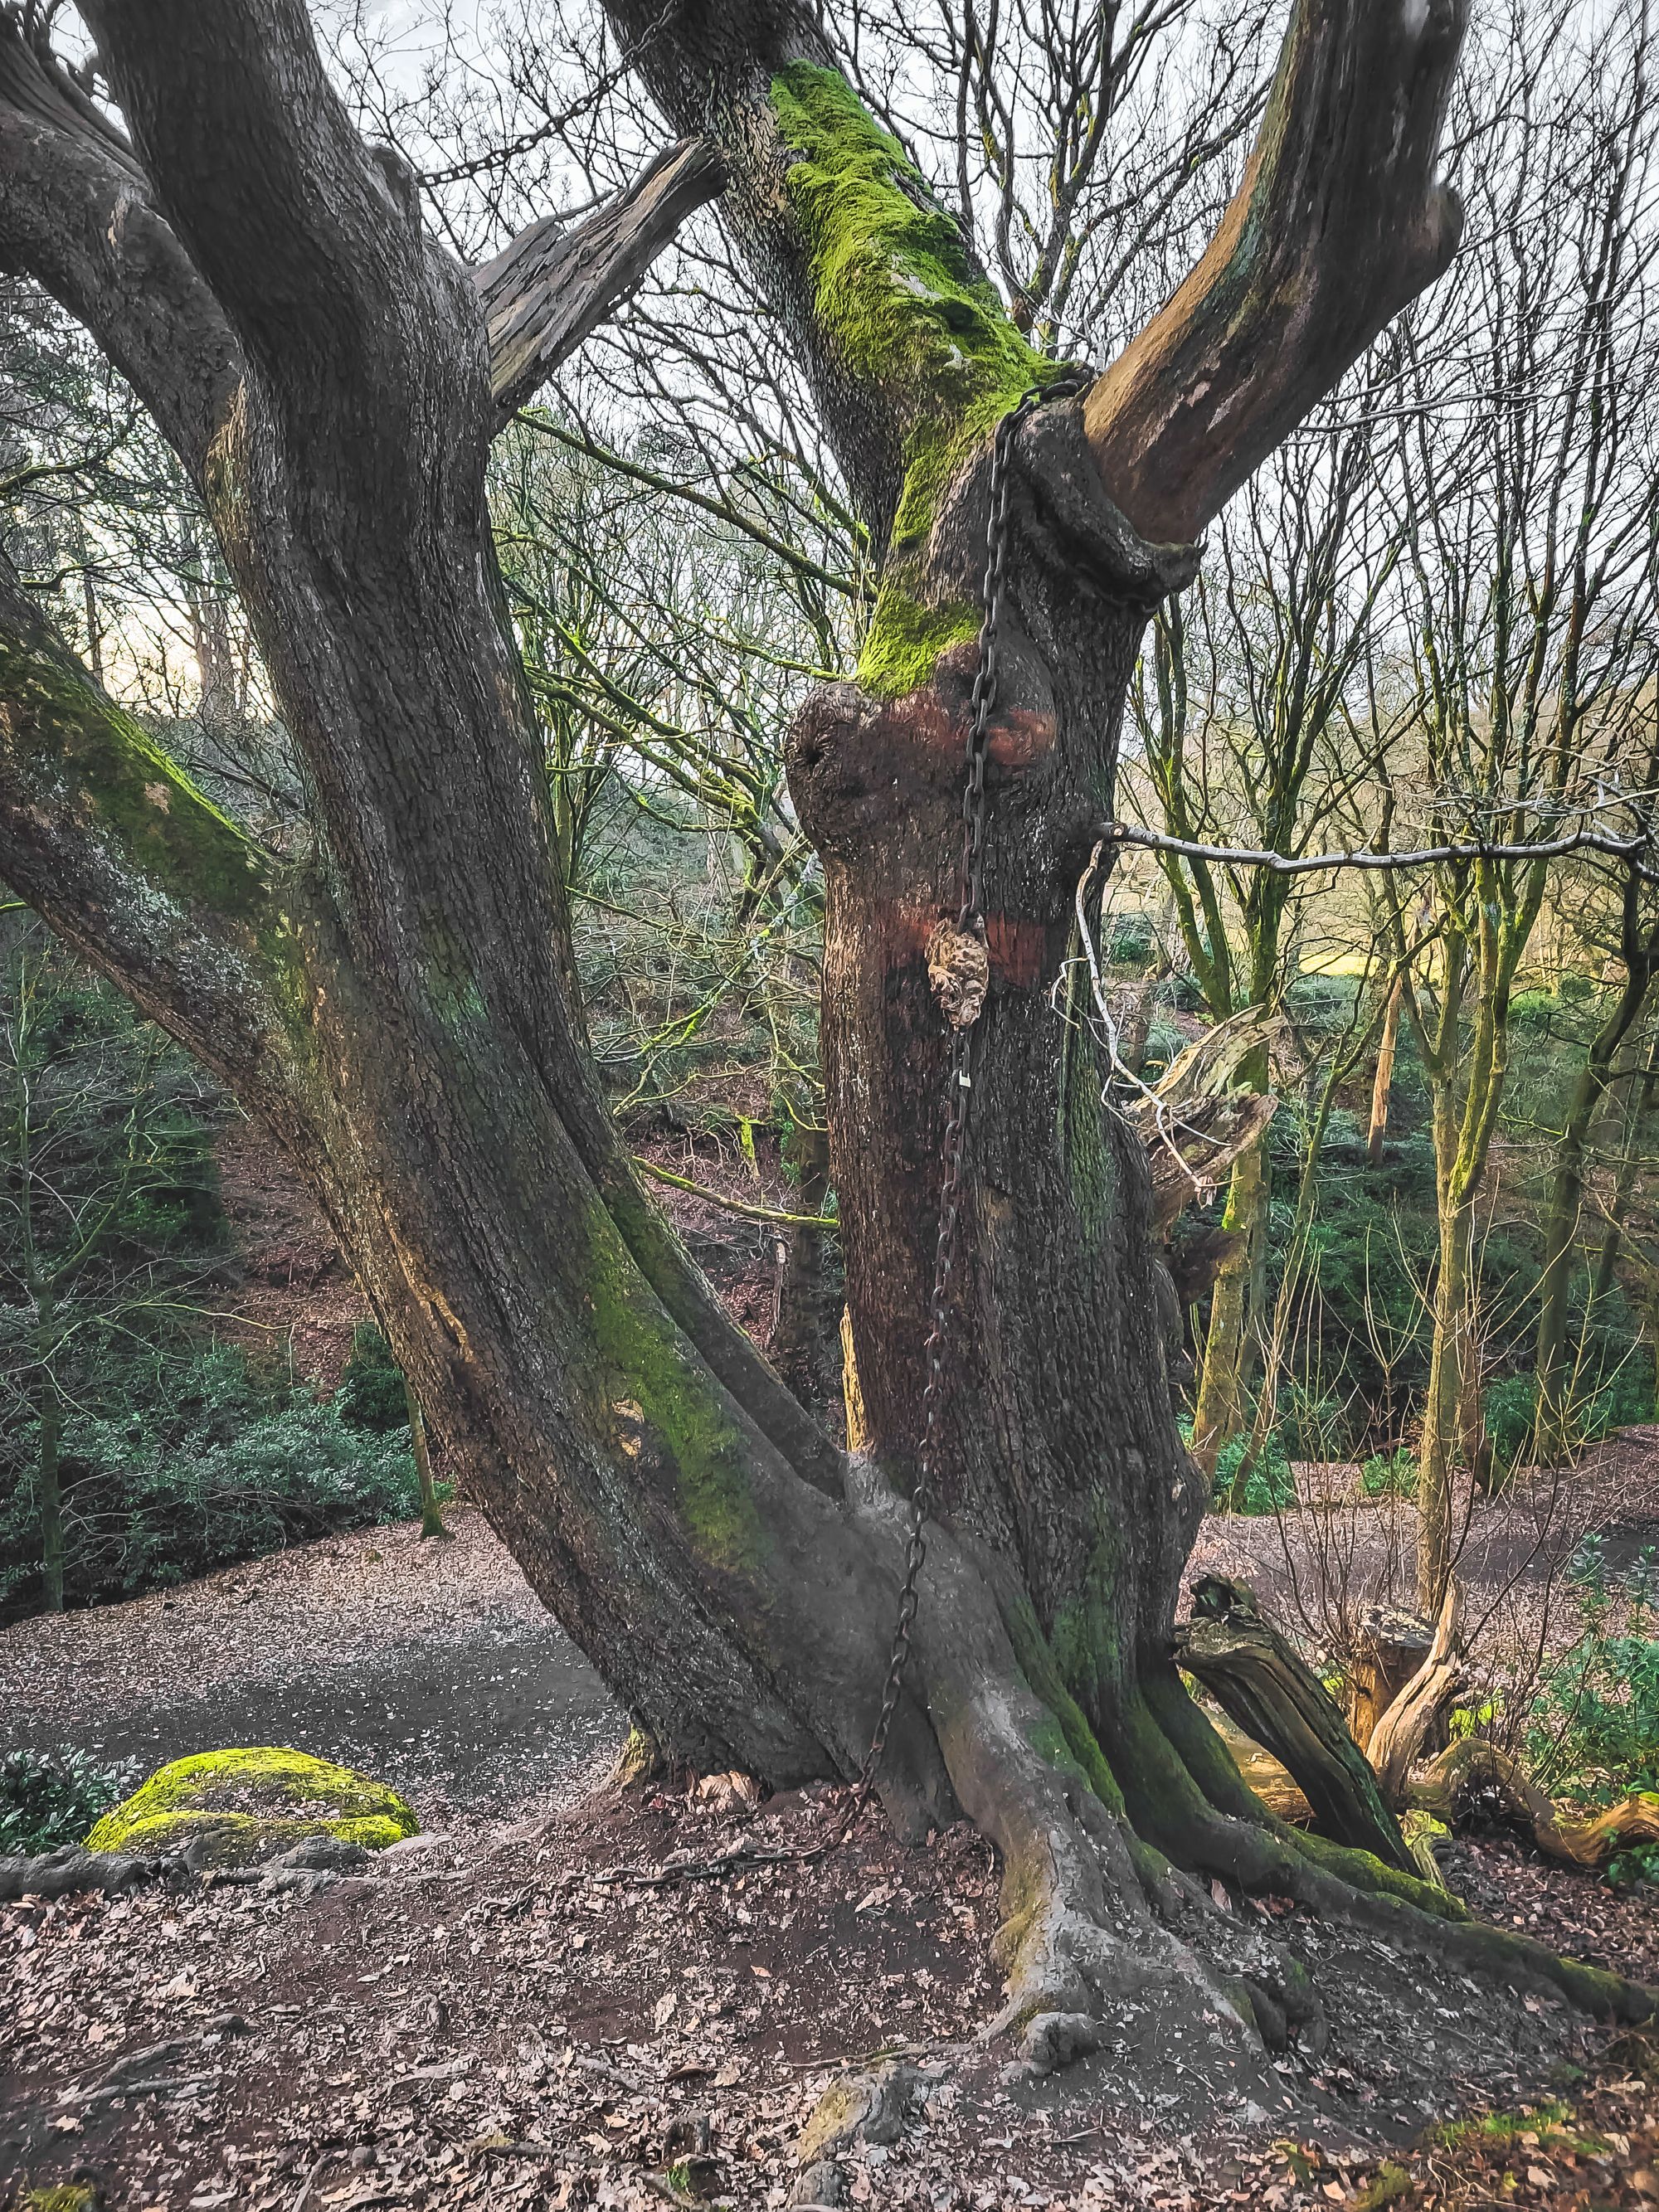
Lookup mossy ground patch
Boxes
[84,1744,417,1864]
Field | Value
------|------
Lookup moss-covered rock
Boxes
[83,1747,417,1865]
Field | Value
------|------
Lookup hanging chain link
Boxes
[596,373,1089,1891]
[850,367,1091,1797]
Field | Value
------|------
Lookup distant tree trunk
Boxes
[769,1124,840,1417]
[1366,975,1403,1166]
[1190,1136,1271,1478]
[1592,1043,1659,1305]
[404,1378,450,1541]
[36,1361,65,1613]
[1534,877,1659,1461]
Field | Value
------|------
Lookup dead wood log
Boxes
[1122,1007,1282,1237]
[1178,1574,1417,1876]
[1366,1579,1464,1802]
[1407,1739,1659,1871]
[1348,1604,1437,1748]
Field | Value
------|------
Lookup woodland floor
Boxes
[7,1508,1659,2210]
[8,1134,1659,2204]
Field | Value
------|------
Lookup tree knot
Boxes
[927,916,989,1028]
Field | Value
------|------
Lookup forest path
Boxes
[0,1510,622,1826]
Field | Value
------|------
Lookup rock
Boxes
[1022,2010,1101,2075]
[84,1747,417,1867]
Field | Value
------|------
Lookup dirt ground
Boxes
[7,1512,1659,2210]
[6,1771,1659,2212]
[0,1513,621,1831]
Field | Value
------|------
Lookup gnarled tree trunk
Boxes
[0,0,1645,2111]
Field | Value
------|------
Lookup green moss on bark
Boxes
[0,625,273,928]
[584,1207,768,1576]
[770,62,1059,697]
[1000,1592,1126,1815]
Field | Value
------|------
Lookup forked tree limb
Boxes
[0,12,240,479]
[76,0,449,401]
[1084,0,1467,542]
[477,138,727,423]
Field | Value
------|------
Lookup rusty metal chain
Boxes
[599,370,1091,1889]
[851,366,1092,1799]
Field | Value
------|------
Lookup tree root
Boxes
[0,1845,172,1900]
[1408,1738,1659,1873]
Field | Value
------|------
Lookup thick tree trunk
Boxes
[6,0,1652,2104]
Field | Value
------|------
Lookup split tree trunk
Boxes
[3,0,1646,2089]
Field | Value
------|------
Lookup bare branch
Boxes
[1103,820,1659,882]
[477,138,727,424]
[1084,0,1467,540]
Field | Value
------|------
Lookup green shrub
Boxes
[0,1344,420,1616]
[0,1746,142,1855]
[1482,1368,1655,1473]
[1527,1541,1659,1876]
[338,1323,410,1433]
[1360,1444,1418,1499]
[1211,1429,1296,1514]
[1482,1374,1535,1469]
[1509,989,1557,1033]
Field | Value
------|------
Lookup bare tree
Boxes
[1378,0,1659,1607]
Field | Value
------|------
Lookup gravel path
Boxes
[0,1510,622,1827]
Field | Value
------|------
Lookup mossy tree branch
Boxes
[0,547,299,1108]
